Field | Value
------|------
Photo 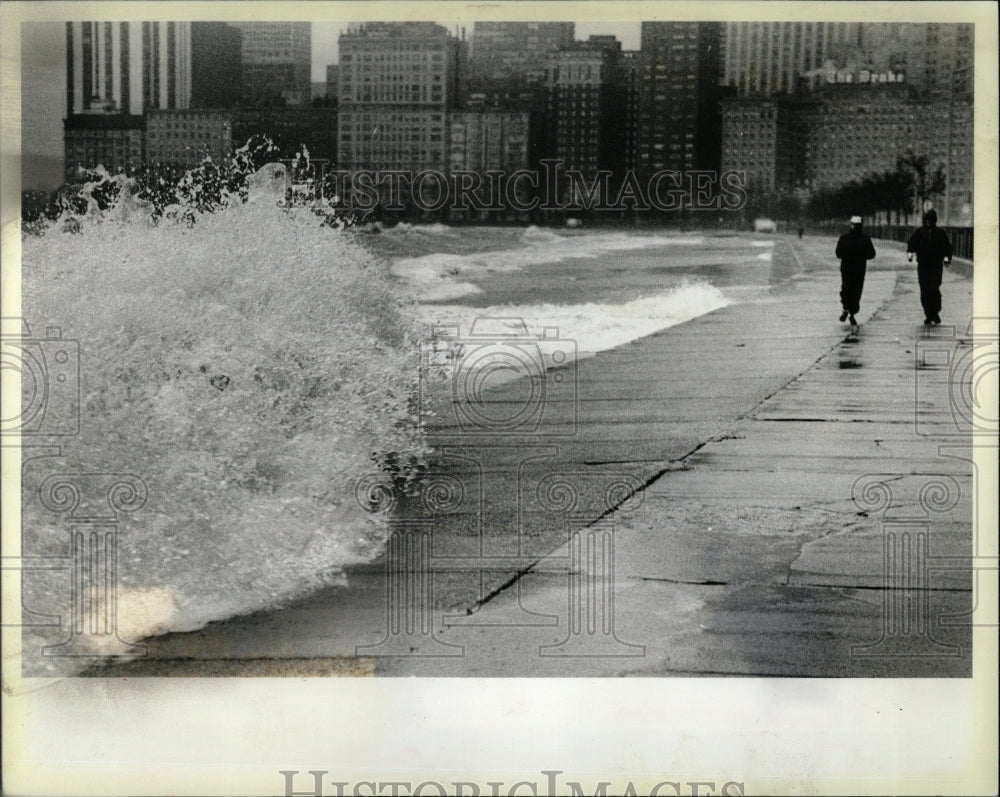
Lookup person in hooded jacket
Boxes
[835,215,877,326]
[907,209,953,325]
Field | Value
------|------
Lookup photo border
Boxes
[2,2,997,795]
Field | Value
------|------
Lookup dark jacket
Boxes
[907,225,953,266]
[836,229,877,268]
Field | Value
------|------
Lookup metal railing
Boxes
[811,223,973,261]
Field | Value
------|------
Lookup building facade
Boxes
[64,21,191,177]
[337,22,462,178]
[326,64,339,104]
[636,22,722,175]
[802,87,972,224]
[231,22,311,106]
[448,111,529,172]
[64,114,146,178]
[65,21,192,116]
[720,97,800,193]
[470,22,574,79]
[722,22,861,96]
[190,22,242,109]
[232,107,337,162]
[722,21,975,101]
[448,111,529,216]
[534,36,634,206]
[720,84,973,225]
[145,109,233,170]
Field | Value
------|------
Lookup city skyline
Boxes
[20,20,640,190]
[23,19,974,227]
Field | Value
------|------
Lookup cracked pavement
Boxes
[75,234,978,678]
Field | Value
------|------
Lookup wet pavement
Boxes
[80,234,981,678]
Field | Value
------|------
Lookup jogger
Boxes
[907,209,953,325]
[835,215,877,326]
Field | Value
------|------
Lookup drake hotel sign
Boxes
[824,67,906,84]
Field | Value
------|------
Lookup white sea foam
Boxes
[751,240,775,247]
[385,221,458,236]
[392,229,707,301]
[414,280,731,383]
[520,225,564,245]
[21,200,424,642]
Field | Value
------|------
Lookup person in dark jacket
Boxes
[907,209,953,325]
[835,215,877,326]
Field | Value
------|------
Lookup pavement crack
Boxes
[753,417,915,424]
[792,581,970,593]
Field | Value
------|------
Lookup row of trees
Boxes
[744,149,948,227]
[806,151,947,225]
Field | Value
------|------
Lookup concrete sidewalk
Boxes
[368,237,976,677]
[85,235,977,678]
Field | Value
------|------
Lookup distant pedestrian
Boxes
[835,215,876,326]
[907,209,953,325]
[798,225,804,239]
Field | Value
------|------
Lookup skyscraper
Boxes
[337,22,462,177]
[722,22,862,96]
[636,22,722,175]
[720,85,973,226]
[540,36,627,201]
[470,22,574,79]
[722,22,974,100]
[65,21,192,116]
[231,22,311,106]
[64,21,192,177]
[190,22,242,109]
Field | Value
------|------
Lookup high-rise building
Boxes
[448,111,529,217]
[64,21,191,177]
[449,111,529,172]
[337,22,463,178]
[619,50,642,175]
[919,23,974,100]
[635,22,722,175]
[326,64,339,104]
[720,97,801,193]
[145,109,233,171]
[540,36,628,202]
[720,83,973,225]
[722,22,861,96]
[470,22,574,79]
[231,22,311,106]
[722,22,974,101]
[801,86,972,224]
[63,114,146,178]
[190,22,242,109]
[65,21,192,116]
[232,107,337,162]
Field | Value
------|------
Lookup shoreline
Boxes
[54,233,976,678]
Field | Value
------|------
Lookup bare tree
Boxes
[898,150,947,217]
